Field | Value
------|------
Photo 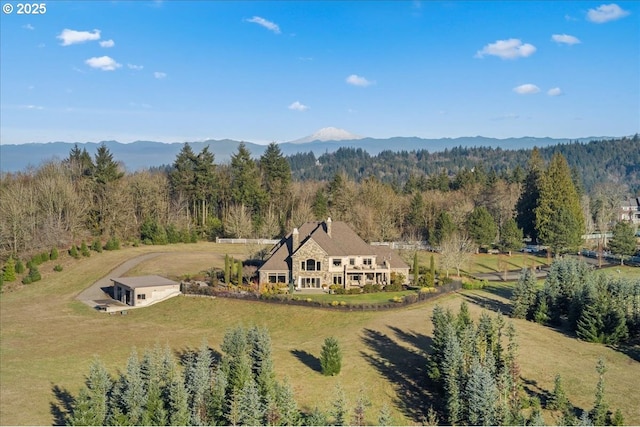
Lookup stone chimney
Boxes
[326,217,332,238]
[292,227,299,250]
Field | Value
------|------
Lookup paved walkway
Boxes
[75,252,167,308]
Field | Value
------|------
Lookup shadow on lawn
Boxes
[462,293,512,315]
[360,328,439,423]
[50,384,74,426]
[290,349,322,373]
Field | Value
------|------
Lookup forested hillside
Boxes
[1,137,638,263]
[288,136,640,194]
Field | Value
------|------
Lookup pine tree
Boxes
[68,387,96,426]
[547,374,570,412]
[185,339,212,425]
[320,336,342,376]
[236,260,243,287]
[351,385,371,426]
[465,358,498,426]
[467,206,497,248]
[80,241,90,257]
[535,152,584,255]
[247,326,277,402]
[441,323,463,425]
[165,358,190,426]
[2,256,16,282]
[608,221,637,265]
[533,292,550,325]
[275,379,299,426]
[377,403,393,426]
[50,247,59,261]
[305,406,329,426]
[238,379,264,426]
[498,218,524,254]
[516,147,544,242]
[208,366,228,425]
[590,358,608,426]
[69,244,79,259]
[330,383,348,426]
[511,268,537,319]
[611,409,625,426]
[429,254,436,286]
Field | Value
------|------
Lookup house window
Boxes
[278,274,286,283]
[333,258,342,267]
[363,258,372,266]
[306,259,316,271]
[333,275,343,285]
[137,294,146,300]
[268,274,277,284]
[349,258,355,266]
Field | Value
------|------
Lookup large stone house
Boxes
[258,218,409,290]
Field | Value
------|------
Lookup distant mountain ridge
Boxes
[0,134,619,173]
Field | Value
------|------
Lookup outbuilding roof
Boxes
[111,275,179,289]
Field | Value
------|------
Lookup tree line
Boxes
[1,138,637,265]
[511,258,640,346]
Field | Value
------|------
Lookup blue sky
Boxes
[0,1,638,144]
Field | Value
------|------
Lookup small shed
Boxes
[111,275,180,307]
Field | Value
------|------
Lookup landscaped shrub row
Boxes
[181,281,462,311]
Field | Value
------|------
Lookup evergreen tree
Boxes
[236,260,243,286]
[377,403,393,426]
[412,252,420,286]
[15,257,25,274]
[465,358,498,426]
[165,358,190,426]
[80,241,90,257]
[590,358,608,426]
[611,409,625,426]
[351,385,371,426]
[535,152,584,255]
[433,211,456,245]
[275,379,299,426]
[208,366,228,425]
[224,254,231,285]
[50,247,59,261]
[511,268,537,319]
[312,188,329,221]
[247,326,277,402]
[330,383,348,426]
[238,379,264,426]
[406,192,426,237]
[441,323,463,425]
[69,244,79,259]
[221,327,252,394]
[185,340,213,425]
[320,336,342,376]
[516,147,544,242]
[305,406,329,426]
[429,254,436,286]
[547,374,570,412]
[2,256,16,282]
[608,221,637,265]
[68,388,97,426]
[230,142,267,218]
[260,142,292,213]
[498,218,524,254]
[467,206,497,248]
[92,143,124,185]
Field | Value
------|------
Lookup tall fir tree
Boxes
[516,147,544,242]
[535,152,584,255]
[608,221,637,265]
[320,336,342,376]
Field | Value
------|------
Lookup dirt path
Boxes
[75,252,167,307]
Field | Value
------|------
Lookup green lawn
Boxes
[413,250,550,275]
[1,242,638,425]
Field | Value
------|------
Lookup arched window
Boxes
[306,258,316,271]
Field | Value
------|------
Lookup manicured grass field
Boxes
[412,250,550,275]
[293,290,417,305]
[1,243,638,425]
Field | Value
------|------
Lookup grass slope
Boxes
[1,243,638,425]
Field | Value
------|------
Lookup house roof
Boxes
[111,275,179,289]
[259,220,409,271]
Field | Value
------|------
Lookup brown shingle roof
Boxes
[259,220,408,272]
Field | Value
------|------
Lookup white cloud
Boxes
[346,74,373,87]
[246,16,281,34]
[154,72,167,79]
[587,3,630,23]
[128,64,144,70]
[551,34,581,45]
[288,101,309,111]
[23,24,34,30]
[513,84,540,95]
[85,56,121,71]
[99,39,115,48]
[547,87,563,96]
[57,29,101,46]
[475,38,536,59]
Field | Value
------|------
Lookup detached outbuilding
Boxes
[111,275,180,308]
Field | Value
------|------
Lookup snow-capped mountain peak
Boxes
[290,127,363,144]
